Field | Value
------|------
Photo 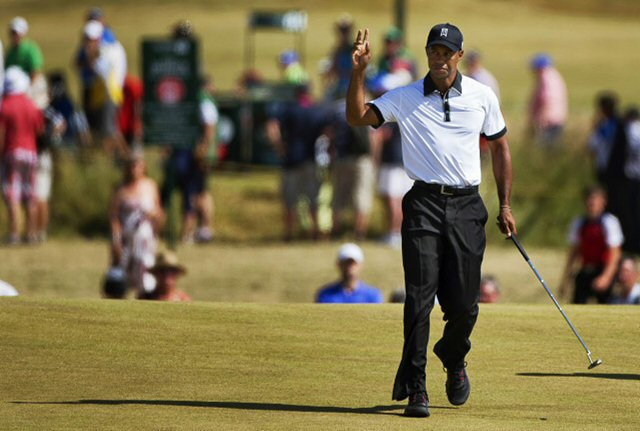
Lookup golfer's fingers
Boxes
[364,28,369,45]
[355,29,363,45]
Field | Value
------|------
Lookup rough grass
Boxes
[1,298,638,430]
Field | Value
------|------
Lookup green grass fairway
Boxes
[2,298,638,430]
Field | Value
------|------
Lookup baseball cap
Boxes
[84,20,104,40]
[385,26,403,42]
[279,50,299,66]
[337,243,364,264]
[426,23,464,52]
[531,53,552,70]
[87,7,104,20]
[9,17,28,35]
[4,66,30,95]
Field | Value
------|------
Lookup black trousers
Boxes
[573,266,612,304]
[392,184,488,401]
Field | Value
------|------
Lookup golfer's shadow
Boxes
[12,400,456,416]
[517,372,640,381]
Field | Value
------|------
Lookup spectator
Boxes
[463,50,500,99]
[0,66,44,244]
[316,243,383,303]
[265,83,329,241]
[389,287,406,303]
[0,38,4,103]
[610,255,640,305]
[140,250,191,302]
[5,17,47,109]
[559,185,623,304]
[85,6,118,44]
[0,279,19,296]
[623,106,640,253]
[118,74,143,148]
[48,71,91,147]
[328,99,375,240]
[479,275,500,303]
[370,76,413,248]
[588,92,623,184]
[34,103,66,242]
[463,50,500,156]
[75,19,127,158]
[527,53,567,148]
[161,22,217,244]
[192,74,219,243]
[376,26,417,80]
[279,50,308,85]
[109,149,163,297]
[161,73,219,244]
[324,13,355,100]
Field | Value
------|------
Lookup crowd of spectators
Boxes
[1,10,639,305]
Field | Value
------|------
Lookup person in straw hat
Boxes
[140,250,191,302]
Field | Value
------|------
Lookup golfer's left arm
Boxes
[487,135,516,236]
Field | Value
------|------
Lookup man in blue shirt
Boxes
[316,243,383,303]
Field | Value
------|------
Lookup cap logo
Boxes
[440,28,448,37]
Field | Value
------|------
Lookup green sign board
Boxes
[142,38,200,148]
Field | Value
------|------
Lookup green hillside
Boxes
[1,298,638,430]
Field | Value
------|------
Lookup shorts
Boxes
[2,152,38,204]
[331,155,374,213]
[161,149,208,213]
[35,151,53,201]
[378,164,413,198]
[281,162,320,208]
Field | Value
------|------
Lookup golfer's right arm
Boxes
[346,28,379,127]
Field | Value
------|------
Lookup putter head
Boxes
[588,358,603,369]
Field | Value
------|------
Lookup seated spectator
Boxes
[140,250,191,302]
[479,275,501,303]
[389,287,406,303]
[559,185,623,304]
[316,243,383,303]
[109,149,163,296]
[610,256,640,304]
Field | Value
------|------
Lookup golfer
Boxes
[346,23,516,417]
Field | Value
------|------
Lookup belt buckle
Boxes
[440,185,454,196]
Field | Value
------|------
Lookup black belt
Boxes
[415,181,478,196]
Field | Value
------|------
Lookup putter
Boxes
[509,234,603,370]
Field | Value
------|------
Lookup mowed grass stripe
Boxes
[1,298,638,430]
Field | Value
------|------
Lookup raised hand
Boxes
[351,28,371,71]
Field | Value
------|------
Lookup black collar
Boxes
[423,71,462,96]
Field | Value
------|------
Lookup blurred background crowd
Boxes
[1,4,639,306]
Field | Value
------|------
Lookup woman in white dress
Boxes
[109,150,164,296]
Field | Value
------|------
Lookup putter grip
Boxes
[510,234,530,261]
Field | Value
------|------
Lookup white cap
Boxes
[4,66,30,95]
[9,17,28,35]
[84,20,104,40]
[337,243,364,263]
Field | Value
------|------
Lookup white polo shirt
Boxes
[369,72,506,186]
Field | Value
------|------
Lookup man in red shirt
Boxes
[560,185,624,303]
[0,66,43,244]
